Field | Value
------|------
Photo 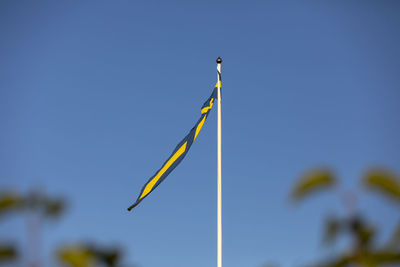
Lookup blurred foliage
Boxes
[363,168,400,203]
[315,251,400,267]
[0,190,65,218]
[322,216,341,245]
[385,222,400,251]
[0,191,24,216]
[58,245,95,267]
[0,243,18,263]
[0,189,65,266]
[57,244,122,267]
[289,167,400,267]
[0,189,131,267]
[291,168,336,202]
[363,168,400,252]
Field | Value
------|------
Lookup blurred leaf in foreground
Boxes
[58,245,95,267]
[322,216,342,245]
[57,244,123,267]
[0,243,18,263]
[363,168,400,203]
[288,167,400,267]
[24,191,66,219]
[0,190,66,219]
[0,191,24,216]
[291,168,336,202]
[386,222,400,250]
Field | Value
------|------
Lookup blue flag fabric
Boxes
[128,85,219,211]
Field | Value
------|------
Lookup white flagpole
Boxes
[216,57,222,267]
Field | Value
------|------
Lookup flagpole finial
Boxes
[216,57,222,64]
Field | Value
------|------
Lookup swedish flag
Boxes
[127,83,220,211]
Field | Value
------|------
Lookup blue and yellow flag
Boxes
[128,83,220,211]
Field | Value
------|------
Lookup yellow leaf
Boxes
[291,168,336,201]
[363,168,400,203]
[58,246,95,267]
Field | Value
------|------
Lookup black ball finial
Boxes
[216,57,222,64]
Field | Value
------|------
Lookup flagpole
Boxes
[216,57,222,267]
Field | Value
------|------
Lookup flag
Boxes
[127,82,220,211]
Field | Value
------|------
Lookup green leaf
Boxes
[361,251,400,265]
[386,221,400,250]
[363,168,400,203]
[0,191,24,216]
[322,216,342,245]
[58,245,95,267]
[291,168,336,202]
[312,251,400,267]
[347,216,375,250]
[0,244,18,262]
[57,244,123,267]
[44,199,65,218]
[92,247,121,267]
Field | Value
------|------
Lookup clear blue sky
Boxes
[1,1,400,266]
